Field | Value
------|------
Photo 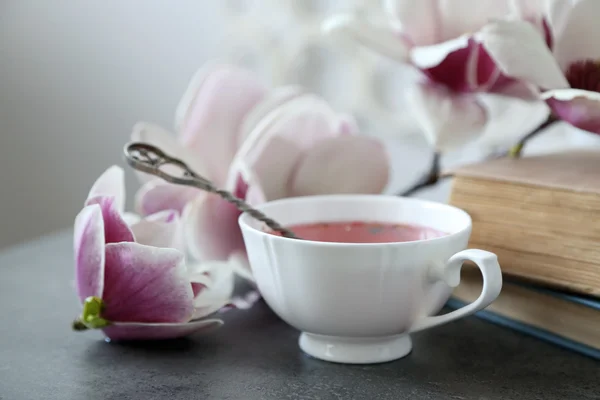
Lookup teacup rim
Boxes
[238,194,472,247]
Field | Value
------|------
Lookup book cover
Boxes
[446,274,600,360]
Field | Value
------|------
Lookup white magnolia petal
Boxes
[384,0,440,45]
[322,13,409,63]
[191,258,236,310]
[545,0,578,41]
[437,0,511,41]
[477,19,569,90]
[87,166,125,213]
[553,0,600,69]
[129,210,184,252]
[542,88,600,102]
[410,35,471,69]
[406,83,487,152]
[122,212,141,226]
[476,91,550,148]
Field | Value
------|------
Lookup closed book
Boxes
[447,150,600,297]
[447,270,600,360]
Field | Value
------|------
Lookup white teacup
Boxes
[238,194,502,364]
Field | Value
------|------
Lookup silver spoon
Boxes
[123,142,299,240]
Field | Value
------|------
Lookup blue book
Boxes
[445,272,600,360]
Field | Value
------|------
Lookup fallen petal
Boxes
[102,242,194,323]
[87,166,126,213]
[74,205,105,302]
[230,290,262,310]
[191,258,236,310]
[542,89,600,135]
[102,318,223,341]
[290,136,390,196]
[85,196,134,244]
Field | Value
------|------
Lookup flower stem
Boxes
[398,151,442,197]
[72,319,90,331]
[508,116,557,158]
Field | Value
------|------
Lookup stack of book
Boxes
[445,150,600,359]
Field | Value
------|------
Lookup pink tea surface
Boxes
[267,221,447,243]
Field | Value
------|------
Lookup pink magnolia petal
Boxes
[543,89,600,135]
[413,36,479,92]
[290,136,390,196]
[322,13,409,63]
[174,61,222,131]
[244,182,266,207]
[553,0,600,70]
[74,204,105,302]
[406,82,487,152]
[384,0,440,45]
[101,242,194,323]
[135,180,203,216]
[184,194,246,262]
[226,94,345,200]
[335,114,361,135]
[130,210,184,252]
[87,166,125,213]
[102,318,223,341]
[238,85,305,145]
[414,37,511,93]
[131,122,210,183]
[177,64,267,187]
[85,196,134,244]
[477,20,569,90]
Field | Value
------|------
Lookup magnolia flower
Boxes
[322,0,550,152]
[132,63,390,280]
[478,0,600,135]
[72,166,234,340]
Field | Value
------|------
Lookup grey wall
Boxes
[1,0,598,249]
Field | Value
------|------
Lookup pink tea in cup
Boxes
[266,221,447,243]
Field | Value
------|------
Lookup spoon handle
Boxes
[123,142,299,240]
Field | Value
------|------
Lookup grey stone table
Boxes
[1,231,598,400]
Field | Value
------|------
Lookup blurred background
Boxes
[2,0,600,250]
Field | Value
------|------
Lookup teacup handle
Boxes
[410,249,503,333]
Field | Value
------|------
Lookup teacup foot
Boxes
[299,333,412,364]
